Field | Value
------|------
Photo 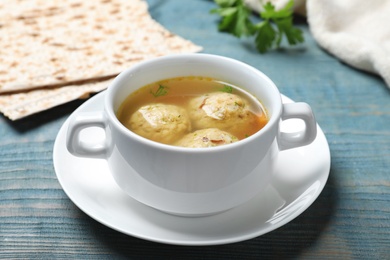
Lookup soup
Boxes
[116,76,268,147]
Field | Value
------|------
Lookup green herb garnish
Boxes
[210,0,254,38]
[220,85,233,93]
[150,84,169,97]
[210,0,304,53]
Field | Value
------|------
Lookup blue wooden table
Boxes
[1,0,389,258]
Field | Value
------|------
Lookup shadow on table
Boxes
[0,97,91,133]
[84,168,337,259]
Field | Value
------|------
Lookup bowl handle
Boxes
[277,102,317,151]
[66,112,109,158]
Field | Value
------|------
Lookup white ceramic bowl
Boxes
[66,54,317,216]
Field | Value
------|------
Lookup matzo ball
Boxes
[127,103,191,144]
[188,92,259,134]
[175,128,238,148]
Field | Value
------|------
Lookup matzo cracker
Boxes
[0,0,202,93]
[0,79,112,120]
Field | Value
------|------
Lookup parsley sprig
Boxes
[211,0,304,53]
[219,85,233,93]
[150,84,169,97]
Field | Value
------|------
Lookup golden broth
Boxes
[117,76,268,146]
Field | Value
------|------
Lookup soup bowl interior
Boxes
[107,54,282,128]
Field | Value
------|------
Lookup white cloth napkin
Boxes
[246,0,390,88]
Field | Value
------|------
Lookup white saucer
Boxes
[53,91,330,246]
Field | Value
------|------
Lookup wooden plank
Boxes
[0,0,389,258]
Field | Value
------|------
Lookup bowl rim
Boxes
[105,53,283,153]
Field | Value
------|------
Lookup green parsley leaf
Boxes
[211,0,304,53]
[274,18,304,46]
[210,0,253,37]
[219,85,233,93]
[255,0,304,52]
[261,1,292,20]
[214,0,238,8]
[150,84,169,97]
[254,21,276,53]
